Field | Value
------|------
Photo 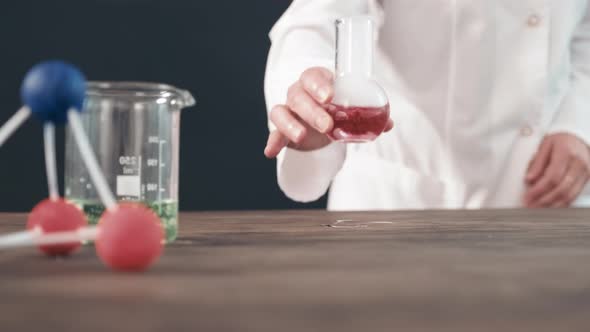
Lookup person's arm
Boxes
[524,8,590,207]
[264,0,384,202]
[547,7,590,143]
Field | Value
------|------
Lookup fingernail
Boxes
[317,87,331,103]
[315,115,331,133]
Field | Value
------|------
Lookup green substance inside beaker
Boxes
[70,199,178,243]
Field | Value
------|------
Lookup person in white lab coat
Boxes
[263,0,590,210]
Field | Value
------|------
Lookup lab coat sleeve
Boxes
[264,0,383,202]
[548,6,590,145]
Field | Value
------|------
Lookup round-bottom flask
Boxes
[328,16,390,143]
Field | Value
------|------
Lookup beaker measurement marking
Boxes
[146,183,158,192]
[147,159,159,167]
[158,140,166,200]
[122,167,136,175]
[119,156,138,166]
[148,137,166,144]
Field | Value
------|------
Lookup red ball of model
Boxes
[95,203,164,272]
[27,198,88,256]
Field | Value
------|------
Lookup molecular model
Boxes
[0,61,164,272]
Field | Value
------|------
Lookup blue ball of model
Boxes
[20,61,86,124]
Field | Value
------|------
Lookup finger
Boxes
[287,83,333,134]
[524,148,569,206]
[264,130,289,159]
[532,160,581,207]
[383,119,394,132]
[269,105,307,144]
[564,170,589,206]
[550,175,587,208]
[300,67,334,104]
[550,200,568,208]
[526,138,553,184]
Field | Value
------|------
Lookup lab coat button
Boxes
[520,125,533,137]
[527,14,541,27]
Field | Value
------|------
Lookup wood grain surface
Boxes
[0,209,590,332]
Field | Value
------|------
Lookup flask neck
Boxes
[335,16,374,78]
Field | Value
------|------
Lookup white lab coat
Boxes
[264,0,590,210]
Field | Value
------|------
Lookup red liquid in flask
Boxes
[327,103,390,142]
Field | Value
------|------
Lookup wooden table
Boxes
[1,209,590,331]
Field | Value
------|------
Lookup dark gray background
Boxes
[0,0,326,211]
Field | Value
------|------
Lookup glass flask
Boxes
[64,82,195,243]
[328,16,390,142]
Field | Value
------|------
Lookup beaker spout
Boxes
[177,89,195,109]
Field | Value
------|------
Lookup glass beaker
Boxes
[64,82,195,243]
[328,16,390,142]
